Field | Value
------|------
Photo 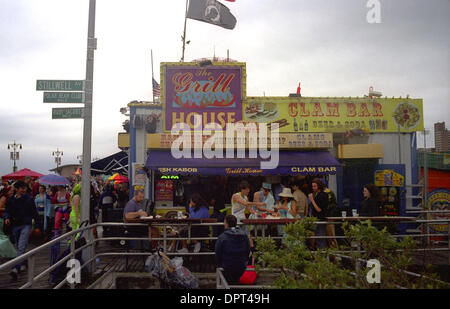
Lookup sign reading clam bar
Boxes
[244,97,424,133]
[161,62,245,131]
[146,133,333,149]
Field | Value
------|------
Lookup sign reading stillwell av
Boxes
[44,92,84,103]
[36,80,84,91]
[52,108,84,119]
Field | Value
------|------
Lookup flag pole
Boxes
[151,49,155,102]
[181,0,189,62]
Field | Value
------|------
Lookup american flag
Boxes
[152,78,160,97]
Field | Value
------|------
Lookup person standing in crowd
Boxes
[0,185,15,217]
[24,176,33,195]
[292,181,308,218]
[308,179,328,250]
[178,193,210,253]
[215,215,251,285]
[253,182,276,215]
[3,181,39,280]
[34,185,52,237]
[31,180,40,198]
[360,184,381,217]
[273,178,291,202]
[123,190,160,250]
[231,181,265,235]
[116,183,129,209]
[323,181,338,248]
[98,181,117,221]
[69,184,82,231]
[0,185,17,259]
[275,188,297,236]
[52,186,71,234]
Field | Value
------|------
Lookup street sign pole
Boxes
[81,0,96,270]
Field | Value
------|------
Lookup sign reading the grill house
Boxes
[161,62,245,132]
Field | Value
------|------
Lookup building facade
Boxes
[434,122,450,152]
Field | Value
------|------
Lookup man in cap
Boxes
[253,182,277,236]
[253,182,276,216]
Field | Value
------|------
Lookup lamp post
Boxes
[7,141,22,172]
[52,148,63,174]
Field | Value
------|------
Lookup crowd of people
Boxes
[0,175,130,281]
[0,172,382,284]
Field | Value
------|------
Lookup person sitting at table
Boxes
[215,215,250,285]
[275,188,297,236]
[177,193,210,254]
[123,190,160,251]
[360,184,381,217]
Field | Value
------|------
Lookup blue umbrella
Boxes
[38,174,70,186]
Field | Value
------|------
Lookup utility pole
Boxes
[52,148,64,174]
[80,0,96,272]
[81,0,96,226]
[7,141,22,173]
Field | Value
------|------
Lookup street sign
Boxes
[36,80,84,91]
[52,107,84,119]
[44,92,84,103]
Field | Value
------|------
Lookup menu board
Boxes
[378,186,400,216]
[155,180,174,207]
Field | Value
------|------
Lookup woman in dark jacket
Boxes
[360,184,381,217]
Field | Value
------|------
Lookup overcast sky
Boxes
[0,0,448,175]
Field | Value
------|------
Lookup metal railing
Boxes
[0,218,448,289]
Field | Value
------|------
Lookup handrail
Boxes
[0,218,448,289]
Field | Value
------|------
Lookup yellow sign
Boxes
[146,133,333,149]
[375,170,404,187]
[243,97,424,133]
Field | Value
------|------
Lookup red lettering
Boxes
[220,74,235,92]
[312,103,324,117]
[372,102,383,117]
[326,103,340,117]
[172,73,192,93]
[346,103,356,117]
[211,74,225,92]
[288,103,298,117]
[358,103,371,117]
[299,103,310,117]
